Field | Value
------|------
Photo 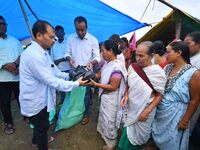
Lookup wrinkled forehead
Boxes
[136,44,148,53]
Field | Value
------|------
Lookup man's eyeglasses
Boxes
[0,22,8,26]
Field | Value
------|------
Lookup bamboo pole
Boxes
[18,0,34,40]
[157,0,177,10]
[158,0,182,40]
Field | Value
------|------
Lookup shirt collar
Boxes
[75,32,89,40]
[31,41,48,55]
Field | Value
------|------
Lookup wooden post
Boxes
[158,0,182,40]
[18,0,34,40]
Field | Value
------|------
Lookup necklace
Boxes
[164,64,193,92]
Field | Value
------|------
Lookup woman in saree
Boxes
[118,41,167,150]
[90,40,127,150]
[152,41,200,150]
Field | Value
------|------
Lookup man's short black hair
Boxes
[74,16,87,28]
[32,20,53,38]
[0,15,5,20]
[55,25,64,31]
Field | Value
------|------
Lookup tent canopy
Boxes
[0,0,146,43]
[137,9,200,45]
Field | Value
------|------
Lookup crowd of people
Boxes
[1,14,200,150]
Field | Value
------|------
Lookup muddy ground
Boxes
[0,94,199,150]
[0,93,105,150]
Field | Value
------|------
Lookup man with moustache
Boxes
[64,16,100,125]
[19,20,88,150]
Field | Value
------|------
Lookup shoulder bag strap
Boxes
[131,63,156,93]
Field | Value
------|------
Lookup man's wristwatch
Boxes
[13,62,19,68]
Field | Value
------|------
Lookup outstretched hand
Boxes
[88,78,97,87]
[77,76,89,86]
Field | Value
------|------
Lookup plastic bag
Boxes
[55,86,86,131]
[69,65,95,81]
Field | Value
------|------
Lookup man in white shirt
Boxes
[51,25,70,104]
[64,16,100,125]
[0,15,23,135]
[19,20,87,150]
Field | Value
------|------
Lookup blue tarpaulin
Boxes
[0,0,146,42]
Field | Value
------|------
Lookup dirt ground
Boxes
[0,94,200,150]
[0,94,105,150]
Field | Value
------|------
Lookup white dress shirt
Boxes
[191,52,200,69]
[51,39,70,71]
[64,32,100,67]
[0,35,23,81]
[19,41,79,117]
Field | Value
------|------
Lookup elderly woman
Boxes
[152,41,200,150]
[118,41,167,150]
[90,40,127,150]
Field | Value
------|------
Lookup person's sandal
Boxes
[4,124,15,135]
[81,116,89,125]
[48,136,54,143]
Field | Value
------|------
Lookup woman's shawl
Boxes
[99,59,127,128]
[126,64,166,126]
